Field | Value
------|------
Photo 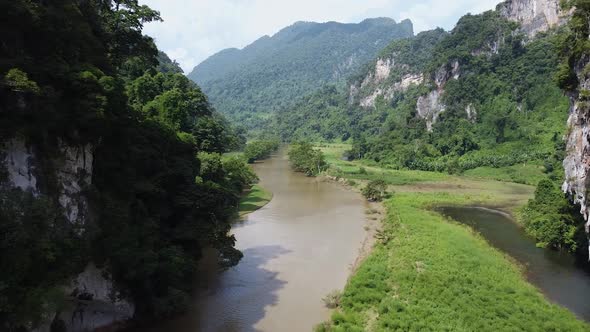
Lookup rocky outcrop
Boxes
[56,139,93,227]
[562,55,590,257]
[3,138,39,196]
[498,0,569,37]
[417,90,445,131]
[415,61,460,131]
[352,55,424,108]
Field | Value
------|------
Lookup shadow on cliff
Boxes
[140,245,290,332]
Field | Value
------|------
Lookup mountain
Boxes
[273,0,589,255]
[188,18,414,129]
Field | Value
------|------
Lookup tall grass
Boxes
[319,192,589,331]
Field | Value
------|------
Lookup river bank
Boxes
[142,148,371,332]
[316,144,590,331]
[238,184,273,217]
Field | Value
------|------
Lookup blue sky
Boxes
[140,0,501,72]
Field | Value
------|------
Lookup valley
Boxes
[3,0,590,331]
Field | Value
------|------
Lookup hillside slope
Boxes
[273,0,590,256]
[188,18,414,129]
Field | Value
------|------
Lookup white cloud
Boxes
[140,0,502,72]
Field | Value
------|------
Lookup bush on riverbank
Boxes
[361,179,388,202]
[288,142,328,176]
[244,139,280,163]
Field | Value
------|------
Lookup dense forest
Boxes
[0,1,253,330]
[269,5,589,257]
[188,18,414,130]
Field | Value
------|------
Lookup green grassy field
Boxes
[315,144,589,331]
[238,184,273,217]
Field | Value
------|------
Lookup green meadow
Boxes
[315,144,589,331]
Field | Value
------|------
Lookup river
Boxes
[438,206,590,322]
[146,149,368,331]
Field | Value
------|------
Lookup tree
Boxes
[288,142,327,176]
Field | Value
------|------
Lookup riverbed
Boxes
[438,206,590,322]
[147,149,368,331]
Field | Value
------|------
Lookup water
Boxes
[438,206,590,322]
[146,149,367,331]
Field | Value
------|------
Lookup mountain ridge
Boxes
[187,17,414,129]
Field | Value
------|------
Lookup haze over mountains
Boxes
[188,18,414,128]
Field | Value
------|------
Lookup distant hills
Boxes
[188,18,414,129]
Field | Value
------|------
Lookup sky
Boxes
[140,0,501,73]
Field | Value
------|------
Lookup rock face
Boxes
[415,61,460,131]
[56,139,94,228]
[33,264,134,332]
[498,0,568,37]
[417,90,445,131]
[562,55,590,257]
[351,54,424,108]
[1,137,132,331]
[3,138,39,196]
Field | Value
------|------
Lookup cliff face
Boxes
[498,0,568,37]
[349,0,569,132]
[562,55,590,255]
[3,137,93,227]
[1,137,132,331]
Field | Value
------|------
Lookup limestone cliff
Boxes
[498,0,569,37]
[562,54,590,256]
[1,137,132,331]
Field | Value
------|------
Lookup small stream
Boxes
[438,206,590,322]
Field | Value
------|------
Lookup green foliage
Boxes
[189,19,414,129]
[361,179,388,202]
[3,68,40,94]
[0,190,86,329]
[521,180,584,252]
[288,142,327,176]
[275,7,569,179]
[157,51,183,74]
[322,192,589,331]
[243,140,280,163]
[0,0,247,329]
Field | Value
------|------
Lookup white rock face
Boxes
[466,104,477,122]
[374,58,393,84]
[2,138,39,196]
[414,62,460,131]
[359,73,424,108]
[56,140,93,226]
[498,0,568,37]
[417,90,445,131]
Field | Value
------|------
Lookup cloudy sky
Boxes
[140,0,501,73]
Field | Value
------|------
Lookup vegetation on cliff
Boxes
[0,1,253,329]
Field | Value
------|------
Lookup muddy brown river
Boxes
[145,149,368,331]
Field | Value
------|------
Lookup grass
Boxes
[463,163,546,186]
[320,193,589,331]
[315,143,589,331]
[238,184,272,217]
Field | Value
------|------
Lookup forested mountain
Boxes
[272,0,590,256]
[0,1,251,331]
[188,18,414,129]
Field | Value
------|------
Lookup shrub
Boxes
[322,290,342,309]
[362,179,388,202]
